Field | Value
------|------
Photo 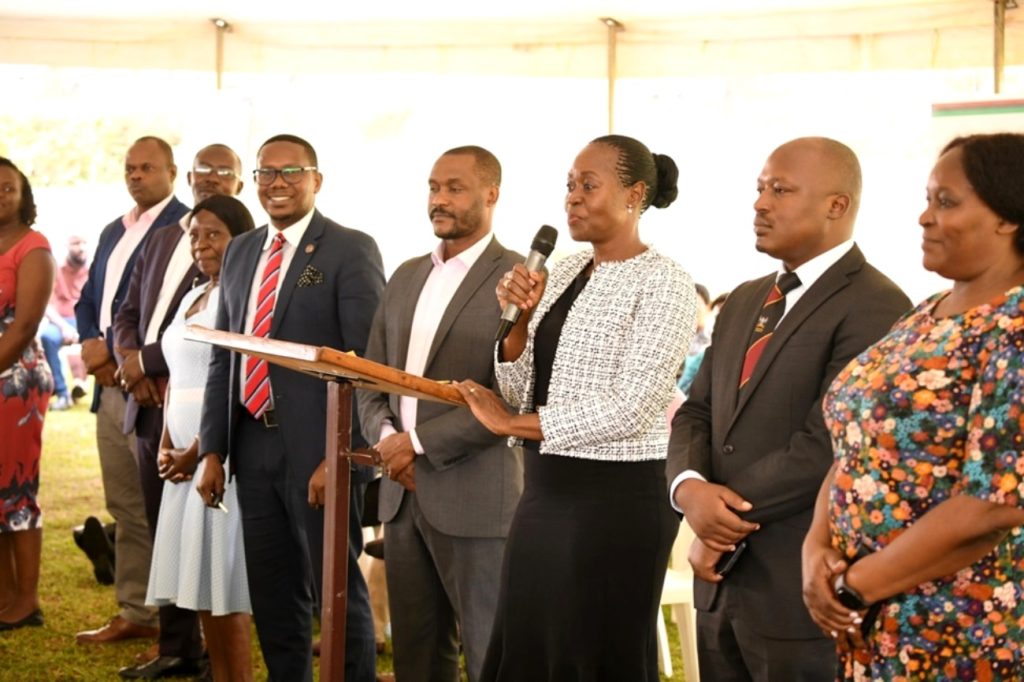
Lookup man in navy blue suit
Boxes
[75,137,189,646]
[198,134,384,681]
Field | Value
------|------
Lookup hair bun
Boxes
[650,153,679,209]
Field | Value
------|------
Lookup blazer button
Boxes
[722,444,735,454]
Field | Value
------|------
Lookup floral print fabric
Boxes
[824,285,1024,681]
[0,230,52,532]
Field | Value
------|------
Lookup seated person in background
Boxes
[39,234,88,410]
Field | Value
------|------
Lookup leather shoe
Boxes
[74,516,115,585]
[118,655,201,679]
[76,615,158,644]
[135,642,160,664]
[0,608,44,631]
[365,538,384,560]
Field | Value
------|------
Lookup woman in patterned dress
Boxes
[0,158,55,632]
[145,195,254,680]
[456,135,697,681]
[803,133,1024,680]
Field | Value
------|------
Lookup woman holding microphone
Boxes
[457,135,697,681]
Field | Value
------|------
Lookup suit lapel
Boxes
[731,246,864,419]
[234,227,267,333]
[423,237,503,371]
[271,211,324,336]
[395,257,435,371]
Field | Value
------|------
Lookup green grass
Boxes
[0,384,688,680]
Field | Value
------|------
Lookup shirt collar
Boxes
[781,239,854,290]
[123,193,174,229]
[263,209,316,251]
[430,233,493,269]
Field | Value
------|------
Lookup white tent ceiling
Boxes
[1,0,1021,76]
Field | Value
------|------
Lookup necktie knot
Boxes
[777,271,801,295]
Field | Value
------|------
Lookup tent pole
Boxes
[212,18,231,91]
[600,18,624,134]
[994,0,1006,94]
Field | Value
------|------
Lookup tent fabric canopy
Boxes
[1,0,1020,76]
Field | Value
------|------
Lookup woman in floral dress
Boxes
[802,133,1024,681]
[0,158,55,632]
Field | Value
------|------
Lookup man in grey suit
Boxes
[666,137,911,681]
[197,134,385,682]
[357,146,524,682]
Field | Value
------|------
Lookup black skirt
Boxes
[480,448,678,682]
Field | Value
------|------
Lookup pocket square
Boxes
[297,265,324,287]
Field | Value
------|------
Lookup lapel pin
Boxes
[305,244,315,254]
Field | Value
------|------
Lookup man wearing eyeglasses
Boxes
[197,134,385,682]
[75,137,188,651]
[107,144,244,679]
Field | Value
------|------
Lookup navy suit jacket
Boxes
[666,245,911,639]
[199,210,385,485]
[113,218,204,435]
[76,196,190,412]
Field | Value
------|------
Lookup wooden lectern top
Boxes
[184,325,465,406]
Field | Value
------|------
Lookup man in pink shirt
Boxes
[75,137,189,647]
[39,234,88,409]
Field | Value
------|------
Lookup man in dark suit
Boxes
[666,137,911,681]
[112,144,244,679]
[357,146,524,682]
[75,137,189,645]
[197,134,385,682]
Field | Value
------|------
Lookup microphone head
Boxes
[531,225,558,257]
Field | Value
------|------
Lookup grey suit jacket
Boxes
[666,244,911,638]
[199,210,385,484]
[357,236,524,538]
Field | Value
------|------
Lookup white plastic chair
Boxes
[657,518,699,681]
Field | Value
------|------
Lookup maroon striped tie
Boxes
[243,233,285,418]
[738,271,801,389]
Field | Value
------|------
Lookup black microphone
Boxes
[495,225,558,342]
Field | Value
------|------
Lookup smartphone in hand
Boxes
[714,539,748,577]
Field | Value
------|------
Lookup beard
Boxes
[431,197,485,240]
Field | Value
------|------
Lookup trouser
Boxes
[235,412,376,682]
[95,388,157,627]
[39,316,75,397]
[385,492,506,682]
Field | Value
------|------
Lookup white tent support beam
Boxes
[601,17,624,134]
[212,18,230,91]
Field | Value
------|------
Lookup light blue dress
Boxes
[146,283,250,615]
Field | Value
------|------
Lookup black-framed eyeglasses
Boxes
[193,165,237,178]
[252,166,318,185]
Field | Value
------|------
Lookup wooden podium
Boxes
[185,326,464,681]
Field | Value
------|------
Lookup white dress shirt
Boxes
[378,234,493,453]
[669,239,855,511]
[144,215,194,345]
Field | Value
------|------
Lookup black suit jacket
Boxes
[666,244,911,638]
[113,217,203,435]
[199,210,385,484]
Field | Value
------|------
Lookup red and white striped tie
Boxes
[243,232,285,418]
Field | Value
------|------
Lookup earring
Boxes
[627,205,634,214]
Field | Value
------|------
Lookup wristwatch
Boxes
[833,570,871,610]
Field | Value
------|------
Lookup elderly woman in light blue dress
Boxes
[146,195,254,682]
